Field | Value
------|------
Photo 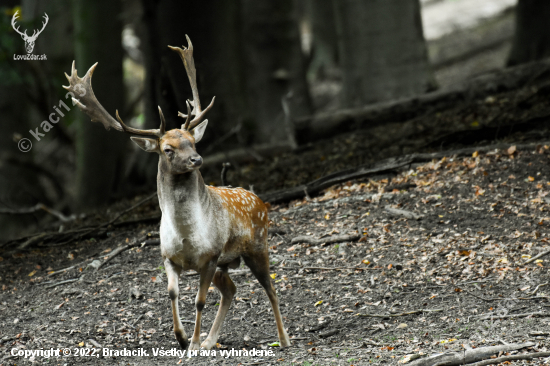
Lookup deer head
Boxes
[63,35,215,175]
[11,11,48,54]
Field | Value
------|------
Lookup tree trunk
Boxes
[73,0,127,210]
[508,0,550,66]
[335,0,435,108]
[307,0,339,80]
[241,0,312,144]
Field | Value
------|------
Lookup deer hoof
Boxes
[175,332,189,350]
[188,341,201,351]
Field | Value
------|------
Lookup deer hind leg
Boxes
[243,253,291,347]
[201,268,237,350]
[165,258,188,349]
[189,259,217,351]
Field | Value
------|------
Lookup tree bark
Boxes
[508,0,550,66]
[73,0,127,210]
[334,0,435,108]
[307,0,339,80]
[241,0,312,144]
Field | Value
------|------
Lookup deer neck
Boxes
[157,168,211,219]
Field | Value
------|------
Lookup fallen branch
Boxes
[409,342,535,366]
[43,278,79,289]
[50,193,157,247]
[527,282,548,296]
[457,287,549,301]
[259,158,413,203]
[468,351,550,366]
[356,309,443,318]
[473,311,548,320]
[283,266,379,271]
[291,234,360,246]
[525,249,550,264]
[384,205,423,220]
[96,242,138,271]
[259,141,550,204]
[294,59,550,143]
[2,193,158,250]
[88,339,102,348]
[318,329,339,338]
[0,203,74,222]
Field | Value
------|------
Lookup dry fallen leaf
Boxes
[270,273,277,279]
[507,146,516,155]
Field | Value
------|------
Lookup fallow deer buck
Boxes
[63,36,290,351]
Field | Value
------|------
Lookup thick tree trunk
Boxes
[335,0,435,108]
[508,0,550,66]
[307,0,339,80]
[73,0,127,210]
[241,0,312,144]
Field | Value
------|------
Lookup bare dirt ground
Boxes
[1,144,550,365]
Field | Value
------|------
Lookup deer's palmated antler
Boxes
[63,61,165,138]
[168,35,215,131]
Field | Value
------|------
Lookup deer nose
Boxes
[190,156,203,167]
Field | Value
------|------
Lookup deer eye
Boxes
[164,148,174,156]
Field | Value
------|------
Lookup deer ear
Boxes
[191,120,208,143]
[130,137,160,153]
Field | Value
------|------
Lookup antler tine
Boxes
[158,106,166,135]
[180,100,192,130]
[34,13,48,37]
[168,35,215,131]
[63,61,164,138]
[11,11,26,37]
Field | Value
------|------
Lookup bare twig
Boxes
[409,342,535,366]
[43,278,79,289]
[88,339,102,348]
[0,203,74,222]
[221,162,231,186]
[291,234,360,246]
[468,351,550,366]
[473,311,548,320]
[52,193,157,247]
[96,242,138,270]
[527,282,548,296]
[384,205,423,220]
[456,287,549,301]
[356,309,443,318]
[283,266,379,271]
[525,249,550,264]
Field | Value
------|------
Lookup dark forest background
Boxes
[1,0,550,241]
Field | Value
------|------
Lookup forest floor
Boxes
[1,144,550,365]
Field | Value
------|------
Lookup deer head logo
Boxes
[11,11,49,54]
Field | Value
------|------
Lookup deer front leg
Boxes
[189,259,217,351]
[165,258,188,349]
[201,269,237,350]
